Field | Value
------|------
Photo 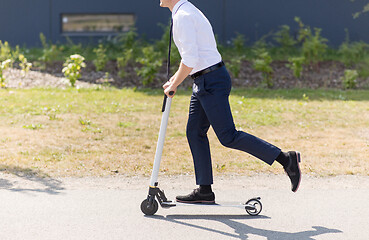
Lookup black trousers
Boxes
[186,66,281,185]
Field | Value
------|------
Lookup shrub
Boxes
[62,54,86,87]
[295,17,328,66]
[0,59,12,87]
[357,57,369,78]
[228,55,244,78]
[232,33,246,53]
[136,46,162,86]
[287,57,305,78]
[39,33,60,67]
[252,48,274,88]
[19,54,32,78]
[93,44,108,71]
[338,41,369,67]
[0,40,12,62]
[117,49,133,78]
[273,25,297,54]
[342,69,358,89]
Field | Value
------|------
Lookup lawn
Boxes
[0,87,368,178]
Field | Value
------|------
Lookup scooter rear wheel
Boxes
[245,198,262,216]
[141,199,159,215]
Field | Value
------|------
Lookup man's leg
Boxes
[186,93,213,185]
[175,93,216,203]
[198,69,281,165]
[197,67,301,192]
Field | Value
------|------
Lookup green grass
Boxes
[0,87,368,177]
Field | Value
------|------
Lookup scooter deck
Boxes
[175,201,254,209]
[162,200,259,210]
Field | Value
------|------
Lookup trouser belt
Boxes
[190,61,224,80]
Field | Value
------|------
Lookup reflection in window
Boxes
[62,14,135,34]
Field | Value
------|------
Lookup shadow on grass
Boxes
[134,87,369,101]
[147,214,342,240]
[0,164,64,195]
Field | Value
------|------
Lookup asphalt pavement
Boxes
[0,173,368,240]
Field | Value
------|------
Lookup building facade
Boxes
[0,0,368,47]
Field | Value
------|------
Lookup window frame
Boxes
[60,13,136,36]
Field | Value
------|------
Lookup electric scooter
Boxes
[140,93,263,216]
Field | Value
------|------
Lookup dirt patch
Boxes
[3,60,369,89]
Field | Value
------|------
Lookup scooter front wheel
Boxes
[245,198,262,216]
[141,199,159,215]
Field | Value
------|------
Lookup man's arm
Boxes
[163,61,193,98]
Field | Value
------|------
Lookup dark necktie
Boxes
[167,18,173,80]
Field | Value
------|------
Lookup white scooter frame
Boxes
[140,94,263,216]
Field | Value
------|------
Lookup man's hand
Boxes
[163,62,193,98]
[163,81,177,98]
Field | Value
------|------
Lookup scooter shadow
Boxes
[146,214,342,240]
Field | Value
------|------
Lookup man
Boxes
[160,0,301,204]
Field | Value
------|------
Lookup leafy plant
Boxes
[287,57,305,78]
[232,33,246,53]
[0,59,12,87]
[357,57,369,78]
[228,55,244,78]
[273,25,297,55]
[338,31,369,67]
[39,33,60,67]
[93,44,108,71]
[252,49,274,88]
[295,17,328,66]
[135,46,162,85]
[342,69,358,89]
[0,40,12,62]
[19,54,32,78]
[117,49,133,78]
[62,54,86,87]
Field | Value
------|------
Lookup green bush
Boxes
[228,56,244,78]
[273,25,297,54]
[93,44,108,71]
[253,48,273,88]
[135,46,162,86]
[62,54,86,87]
[0,59,12,87]
[357,57,369,78]
[295,17,328,66]
[0,40,12,62]
[117,49,133,78]
[39,33,60,67]
[232,33,246,53]
[339,41,369,67]
[19,54,32,78]
[287,57,305,78]
[342,69,358,89]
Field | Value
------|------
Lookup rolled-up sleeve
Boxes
[174,14,199,68]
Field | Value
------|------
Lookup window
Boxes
[61,13,135,35]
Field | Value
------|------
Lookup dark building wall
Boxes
[0,0,368,47]
[0,0,50,47]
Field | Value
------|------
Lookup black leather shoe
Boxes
[284,151,302,192]
[176,188,215,204]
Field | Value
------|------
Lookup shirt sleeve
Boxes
[174,13,199,68]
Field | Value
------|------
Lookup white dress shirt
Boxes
[172,0,222,75]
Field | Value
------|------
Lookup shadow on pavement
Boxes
[0,164,64,195]
[147,214,342,240]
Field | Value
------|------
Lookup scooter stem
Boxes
[149,96,172,187]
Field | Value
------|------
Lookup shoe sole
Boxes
[293,151,302,193]
[176,200,215,204]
